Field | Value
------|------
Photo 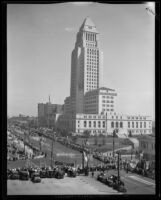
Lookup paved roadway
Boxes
[94,169,155,194]
[7,171,155,195]
[7,175,119,195]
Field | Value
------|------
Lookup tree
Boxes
[72,136,77,144]
[83,130,90,138]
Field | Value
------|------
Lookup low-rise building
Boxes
[56,113,152,136]
[38,98,63,127]
[84,87,117,114]
[138,135,155,161]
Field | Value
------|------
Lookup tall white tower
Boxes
[70,17,103,114]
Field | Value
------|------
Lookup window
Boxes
[132,122,134,128]
[98,121,101,128]
[136,122,138,128]
[84,121,87,127]
[111,121,114,128]
[144,122,146,128]
[89,121,91,127]
[120,122,123,128]
[128,122,130,128]
[93,121,96,127]
[140,122,142,128]
[116,122,119,128]
[103,121,105,128]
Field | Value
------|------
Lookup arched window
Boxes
[84,121,87,128]
[116,122,118,128]
[93,121,96,127]
[103,121,105,128]
[98,121,101,128]
[89,121,91,127]
[120,122,123,128]
[111,121,114,128]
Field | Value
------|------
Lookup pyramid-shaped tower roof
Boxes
[79,17,98,33]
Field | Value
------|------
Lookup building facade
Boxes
[56,17,153,137]
[138,135,155,161]
[38,99,63,127]
[84,87,117,114]
[57,113,152,136]
[69,17,103,114]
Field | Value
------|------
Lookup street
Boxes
[95,169,155,194]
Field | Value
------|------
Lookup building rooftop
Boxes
[79,17,98,33]
[85,87,116,95]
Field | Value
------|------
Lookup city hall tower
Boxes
[70,17,103,113]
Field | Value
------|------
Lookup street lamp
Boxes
[117,152,120,183]
[113,129,115,159]
[50,128,55,168]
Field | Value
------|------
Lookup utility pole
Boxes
[82,151,84,170]
[51,129,55,168]
[24,131,26,155]
[113,129,115,159]
[106,112,107,136]
[117,152,120,183]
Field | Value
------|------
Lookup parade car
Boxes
[19,170,29,180]
[106,175,119,187]
[97,172,107,182]
[10,171,20,180]
[31,172,41,183]
[46,169,55,178]
[113,179,126,193]
[40,169,47,178]
[67,169,77,177]
[54,170,65,179]
[7,169,12,179]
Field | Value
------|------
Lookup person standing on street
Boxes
[92,170,94,178]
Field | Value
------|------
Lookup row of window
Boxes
[102,96,114,99]
[102,104,114,107]
[86,43,96,47]
[86,33,96,42]
[102,109,114,112]
[83,120,106,128]
[127,116,147,120]
[128,121,147,128]
[102,100,114,103]
[111,121,123,128]
[87,48,98,54]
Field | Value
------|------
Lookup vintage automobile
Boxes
[54,169,65,179]
[67,169,77,177]
[40,169,47,178]
[46,169,55,178]
[97,172,107,182]
[19,170,29,180]
[106,175,119,187]
[10,170,20,180]
[31,172,41,183]
[29,169,38,178]
[113,179,127,193]
[7,169,12,179]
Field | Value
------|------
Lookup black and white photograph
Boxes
[6,2,156,195]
